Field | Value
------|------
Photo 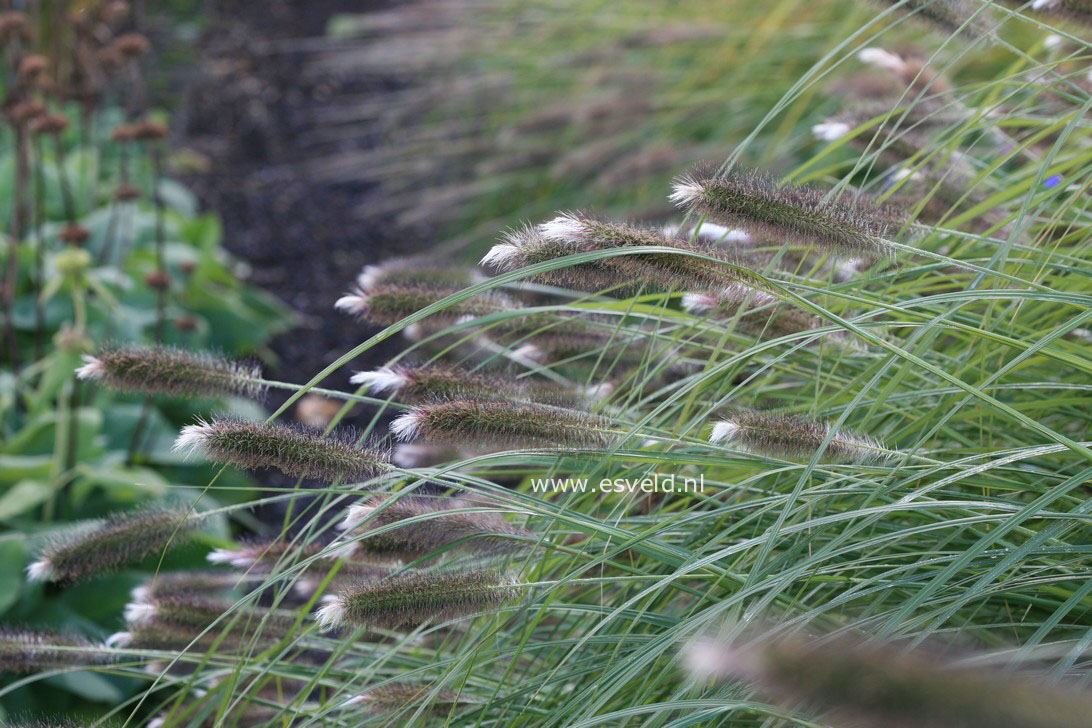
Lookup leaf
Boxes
[0,540,25,615]
[0,480,53,520]
[49,671,123,703]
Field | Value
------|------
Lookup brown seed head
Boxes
[111,32,151,58]
[30,112,68,136]
[113,183,141,201]
[59,224,92,246]
[132,120,168,141]
[9,99,45,125]
[144,270,171,291]
[111,123,139,142]
[17,54,49,85]
[0,11,30,44]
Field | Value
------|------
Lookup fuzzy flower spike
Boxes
[483,214,765,293]
[671,167,904,260]
[174,417,388,481]
[391,400,614,449]
[337,495,534,559]
[335,281,516,328]
[315,569,520,630]
[76,345,265,399]
[26,507,200,584]
[709,411,888,463]
[350,362,592,405]
[684,631,1092,728]
[0,628,113,672]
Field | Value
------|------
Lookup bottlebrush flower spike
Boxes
[709,411,888,463]
[670,167,904,260]
[351,363,587,405]
[314,569,520,630]
[173,417,388,481]
[355,257,483,291]
[337,496,533,559]
[1030,0,1092,25]
[683,631,1092,728]
[869,0,993,38]
[483,214,764,293]
[335,282,515,327]
[391,400,614,449]
[207,538,397,579]
[75,345,265,399]
[26,508,200,584]
[0,628,113,673]
[343,683,465,715]
[682,285,846,344]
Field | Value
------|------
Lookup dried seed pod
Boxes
[174,418,388,481]
[684,632,1092,728]
[27,507,200,584]
[337,496,533,559]
[335,282,515,327]
[391,400,614,449]
[111,32,151,57]
[0,628,112,673]
[670,167,904,260]
[315,569,520,630]
[709,411,888,463]
[76,346,265,399]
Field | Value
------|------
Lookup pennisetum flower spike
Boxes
[869,0,994,39]
[334,281,516,328]
[207,538,396,579]
[682,285,852,345]
[314,569,520,630]
[355,257,483,291]
[391,400,614,449]
[0,628,114,673]
[75,345,265,400]
[173,417,388,481]
[670,167,905,260]
[683,631,1092,728]
[350,362,595,406]
[336,495,534,560]
[482,214,765,293]
[1030,1,1092,26]
[26,507,201,584]
[708,411,888,463]
[342,683,467,716]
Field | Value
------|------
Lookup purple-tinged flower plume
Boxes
[350,362,598,406]
[173,417,388,481]
[355,257,483,291]
[75,345,265,400]
[670,167,904,260]
[391,400,614,449]
[683,631,1092,728]
[336,495,534,560]
[342,683,468,716]
[709,411,888,463]
[26,508,200,584]
[314,569,520,630]
[682,285,850,344]
[0,628,113,673]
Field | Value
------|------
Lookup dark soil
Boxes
[180,0,420,413]
[179,0,438,506]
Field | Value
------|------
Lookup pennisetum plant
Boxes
[683,631,1092,728]
[708,410,890,462]
[0,628,113,673]
[173,417,389,481]
[75,345,266,400]
[314,568,521,630]
[670,166,906,260]
[391,399,615,449]
[336,495,535,560]
[26,507,202,584]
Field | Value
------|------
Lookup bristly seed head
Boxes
[670,166,905,260]
[316,569,520,630]
[391,400,614,449]
[75,345,265,400]
[709,410,888,463]
[173,417,388,481]
[335,282,516,328]
[27,507,200,584]
[482,214,766,294]
[683,631,1092,728]
[0,628,114,673]
[336,495,534,559]
[351,363,589,406]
